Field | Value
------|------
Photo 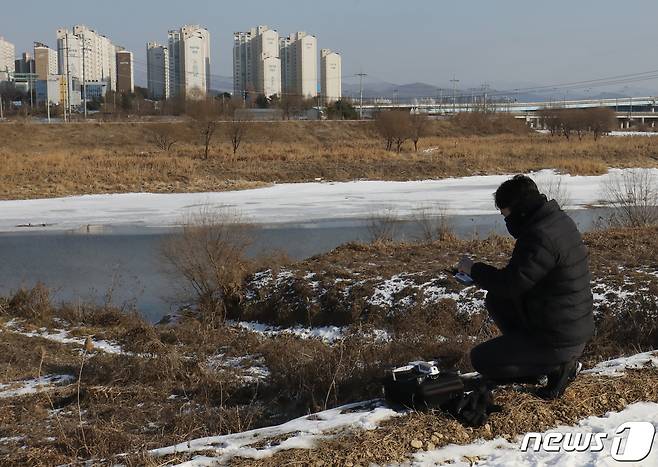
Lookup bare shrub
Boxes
[367,208,400,242]
[587,107,616,140]
[410,113,431,152]
[535,172,571,209]
[188,98,219,160]
[160,207,253,326]
[451,112,527,135]
[146,126,178,152]
[375,111,412,152]
[413,204,455,242]
[5,284,53,324]
[604,169,658,227]
[227,118,248,156]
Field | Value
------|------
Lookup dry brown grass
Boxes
[1,121,658,200]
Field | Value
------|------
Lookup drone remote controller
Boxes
[454,272,474,286]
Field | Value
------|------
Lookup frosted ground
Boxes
[1,168,656,232]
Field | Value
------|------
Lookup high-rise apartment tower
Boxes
[146,42,169,100]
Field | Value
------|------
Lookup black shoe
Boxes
[536,360,582,400]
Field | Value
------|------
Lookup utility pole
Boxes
[64,35,71,121]
[450,75,459,113]
[82,32,87,119]
[356,71,367,119]
[481,83,490,112]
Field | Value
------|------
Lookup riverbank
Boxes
[2,121,658,200]
[0,226,656,465]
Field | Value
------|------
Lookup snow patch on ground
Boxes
[610,131,658,137]
[6,322,124,354]
[229,320,346,343]
[583,351,658,377]
[205,354,271,383]
[2,169,656,232]
[410,402,658,466]
[149,400,401,465]
[228,320,391,344]
[368,275,419,307]
[0,374,75,399]
[367,273,486,315]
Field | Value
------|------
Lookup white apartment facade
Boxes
[233,26,281,99]
[147,42,169,100]
[34,42,58,80]
[57,25,117,93]
[321,49,341,104]
[280,32,317,99]
[167,25,210,99]
[0,36,16,81]
[181,25,211,98]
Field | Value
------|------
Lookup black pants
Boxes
[470,294,585,383]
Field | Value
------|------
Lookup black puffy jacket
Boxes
[470,199,594,348]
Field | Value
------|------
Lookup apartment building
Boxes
[321,49,341,104]
[280,32,317,99]
[233,25,281,98]
[167,25,210,99]
[15,52,35,74]
[34,42,58,80]
[57,25,117,93]
[116,49,134,94]
[0,36,16,81]
[146,42,169,100]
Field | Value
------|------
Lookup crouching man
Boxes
[458,175,594,399]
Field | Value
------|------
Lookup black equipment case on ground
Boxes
[383,361,465,409]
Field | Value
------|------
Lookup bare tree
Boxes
[587,107,616,140]
[410,113,431,152]
[604,169,658,227]
[160,207,253,326]
[188,98,219,160]
[375,111,412,152]
[538,108,562,136]
[200,120,217,160]
[227,117,248,156]
[146,125,178,152]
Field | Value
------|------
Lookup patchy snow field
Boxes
[1,169,655,232]
[150,400,401,465]
[147,351,658,466]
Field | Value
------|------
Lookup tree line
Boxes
[538,107,616,140]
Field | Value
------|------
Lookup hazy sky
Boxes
[3,0,658,91]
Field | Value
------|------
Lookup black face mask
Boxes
[505,214,523,239]
[503,193,548,239]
